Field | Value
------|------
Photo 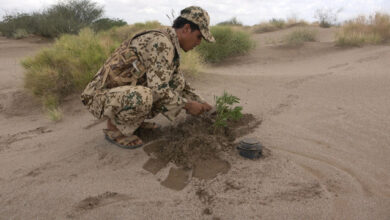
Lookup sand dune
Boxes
[0,27,389,219]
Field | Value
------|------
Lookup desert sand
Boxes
[0,27,389,219]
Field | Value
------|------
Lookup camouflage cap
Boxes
[180,6,215,43]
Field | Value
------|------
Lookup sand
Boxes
[0,26,389,219]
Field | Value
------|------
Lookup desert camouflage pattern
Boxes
[180,6,215,43]
[81,27,204,135]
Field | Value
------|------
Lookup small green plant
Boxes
[213,92,243,132]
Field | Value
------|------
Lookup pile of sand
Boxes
[139,113,263,190]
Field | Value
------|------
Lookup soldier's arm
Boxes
[141,34,187,107]
[169,69,205,103]
[182,80,205,103]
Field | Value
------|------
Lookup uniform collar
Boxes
[164,27,181,60]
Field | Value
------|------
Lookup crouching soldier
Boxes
[81,6,215,149]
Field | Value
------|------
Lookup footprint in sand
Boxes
[356,56,379,63]
[269,94,299,116]
[328,63,349,69]
[284,72,333,89]
[0,127,52,150]
[68,192,131,218]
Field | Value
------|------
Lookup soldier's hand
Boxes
[184,101,205,116]
[202,102,212,112]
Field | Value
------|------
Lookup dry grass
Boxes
[180,50,204,76]
[336,12,390,47]
[282,28,317,46]
[252,18,308,33]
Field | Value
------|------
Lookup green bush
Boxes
[0,13,36,38]
[0,0,103,38]
[283,28,317,46]
[35,0,103,38]
[23,28,111,108]
[91,18,127,32]
[196,26,255,63]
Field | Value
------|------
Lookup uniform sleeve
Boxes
[169,69,205,103]
[182,80,205,103]
[140,34,188,110]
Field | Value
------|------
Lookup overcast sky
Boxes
[1,0,389,25]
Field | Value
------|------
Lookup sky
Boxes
[0,0,389,25]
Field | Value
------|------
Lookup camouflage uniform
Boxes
[81,6,214,136]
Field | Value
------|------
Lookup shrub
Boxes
[91,18,127,32]
[196,26,255,63]
[252,22,279,33]
[12,29,29,39]
[252,17,307,33]
[0,0,103,38]
[98,21,162,43]
[314,8,341,28]
[35,0,103,38]
[217,17,243,26]
[0,13,36,38]
[269,18,285,29]
[286,17,309,28]
[23,28,111,108]
[283,28,317,46]
[336,13,390,47]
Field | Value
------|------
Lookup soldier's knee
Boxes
[120,86,153,113]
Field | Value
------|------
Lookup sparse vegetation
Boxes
[269,18,286,29]
[196,26,255,63]
[336,13,390,47]
[213,92,243,133]
[217,17,243,26]
[253,18,308,33]
[98,21,162,43]
[314,8,341,28]
[283,28,317,46]
[91,18,127,32]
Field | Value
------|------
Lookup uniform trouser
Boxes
[87,86,182,136]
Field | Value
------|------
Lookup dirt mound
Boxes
[140,113,262,190]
